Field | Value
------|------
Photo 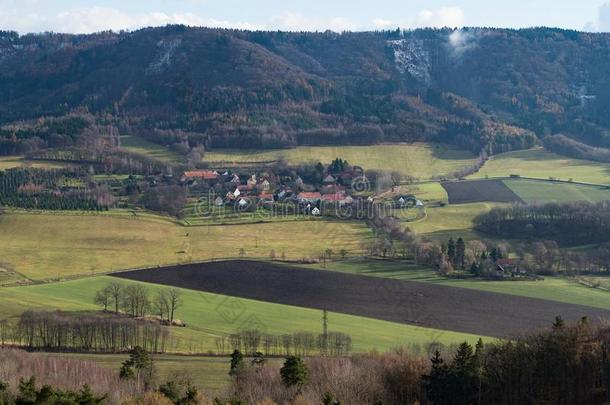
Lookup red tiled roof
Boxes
[298,192,322,199]
[183,170,218,180]
[322,193,346,202]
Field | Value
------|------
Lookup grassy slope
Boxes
[504,179,610,204]
[119,135,183,163]
[303,259,610,310]
[407,202,501,240]
[0,212,371,281]
[471,148,610,185]
[0,277,485,353]
[205,143,476,180]
[52,353,239,393]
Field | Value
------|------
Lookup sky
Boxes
[1,0,610,34]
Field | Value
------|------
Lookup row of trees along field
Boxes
[474,201,610,246]
[0,168,113,211]
[28,148,174,175]
[0,311,168,353]
[94,281,182,324]
[544,134,610,163]
[362,216,510,274]
[215,329,352,357]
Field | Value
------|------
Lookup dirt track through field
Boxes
[113,260,610,338]
[442,179,524,204]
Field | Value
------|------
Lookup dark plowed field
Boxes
[441,180,524,204]
[113,260,610,338]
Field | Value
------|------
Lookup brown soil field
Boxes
[113,260,610,338]
[441,179,524,204]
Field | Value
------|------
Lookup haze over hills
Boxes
[1,25,610,156]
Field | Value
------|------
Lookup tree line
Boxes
[474,201,610,246]
[1,310,168,353]
[94,281,182,324]
[214,329,352,357]
[225,319,610,405]
[544,134,610,163]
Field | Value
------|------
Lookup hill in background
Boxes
[1,26,610,157]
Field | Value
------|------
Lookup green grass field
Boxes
[471,148,610,185]
[205,143,476,180]
[302,259,610,310]
[181,199,314,226]
[503,179,610,204]
[120,135,183,163]
[407,202,501,240]
[0,156,75,170]
[0,211,371,281]
[0,277,485,354]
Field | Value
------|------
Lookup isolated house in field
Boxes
[298,192,322,204]
[416,199,424,207]
[237,198,249,207]
[214,196,224,206]
[311,207,321,216]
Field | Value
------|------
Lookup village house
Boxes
[321,192,347,203]
[247,174,257,189]
[182,170,219,181]
[258,179,271,191]
[298,191,322,204]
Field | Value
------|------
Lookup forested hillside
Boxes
[1,26,610,154]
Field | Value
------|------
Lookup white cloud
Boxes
[370,7,465,31]
[413,6,464,28]
[583,3,610,32]
[269,11,356,32]
[599,3,610,32]
[0,3,261,34]
[373,18,395,29]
